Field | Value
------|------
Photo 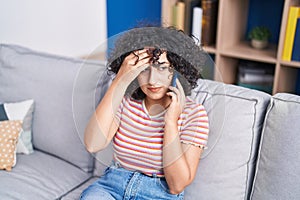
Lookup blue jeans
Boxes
[80,162,184,200]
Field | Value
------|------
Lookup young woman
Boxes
[81,27,209,200]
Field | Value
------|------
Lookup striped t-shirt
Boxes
[113,96,209,177]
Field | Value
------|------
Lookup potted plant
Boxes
[248,26,272,49]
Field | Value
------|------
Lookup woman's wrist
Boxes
[164,117,178,126]
[164,119,179,139]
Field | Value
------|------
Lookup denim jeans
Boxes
[80,162,184,200]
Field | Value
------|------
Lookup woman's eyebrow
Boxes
[156,61,170,65]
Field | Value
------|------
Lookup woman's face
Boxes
[137,52,174,101]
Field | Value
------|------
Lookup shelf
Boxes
[203,45,217,54]
[160,0,299,94]
[280,60,300,68]
[274,65,299,93]
[220,41,277,64]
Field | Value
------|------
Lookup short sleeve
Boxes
[180,103,209,149]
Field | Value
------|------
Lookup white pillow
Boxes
[0,99,35,154]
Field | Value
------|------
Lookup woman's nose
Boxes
[148,67,159,84]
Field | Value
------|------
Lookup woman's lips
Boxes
[147,87,162,93]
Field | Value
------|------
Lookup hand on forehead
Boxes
[133,48,169,65]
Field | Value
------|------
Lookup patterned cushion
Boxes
[0,120,22,171]
[0,100,34,154]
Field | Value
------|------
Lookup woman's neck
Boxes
[144,96,171,116]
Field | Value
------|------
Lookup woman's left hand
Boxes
[165,79,186,123]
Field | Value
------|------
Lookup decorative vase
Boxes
[251,39,268,49]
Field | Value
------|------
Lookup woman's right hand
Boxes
[115,49,151,84]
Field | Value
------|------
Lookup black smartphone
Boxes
[171,72,178,88]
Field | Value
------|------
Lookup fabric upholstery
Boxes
[251,93,300,200]
[61,177,99,200]
[0,150,91,199]
[0,44,109,172]
[184,79,271,200]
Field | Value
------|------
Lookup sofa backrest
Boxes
[184,79,271,200]
[0,44,110,172]
[251,93,300,200]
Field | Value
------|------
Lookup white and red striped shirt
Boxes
[113,96,209,177]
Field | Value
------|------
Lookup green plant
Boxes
[248,26,271,41]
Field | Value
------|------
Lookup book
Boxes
[172,4,178,27]
[292,18,300,62]
[161,0,178,26]
[282,6,300,61]
[172,1,185,31]
[201,0,218,46]
[237,60,274,94]
[184,0,201,35]
[296,70,300,95]
[241,73,274,84]
[192,7,203,44]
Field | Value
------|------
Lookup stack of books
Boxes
[237,60,274,94]
[169,0,218,46]
[282,6,300,62]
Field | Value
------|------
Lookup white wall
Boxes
[0,0,107,57]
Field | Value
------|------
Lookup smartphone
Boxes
[171,72,178,88]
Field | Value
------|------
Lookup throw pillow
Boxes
[0,120,23,171]
[0,99,34,154]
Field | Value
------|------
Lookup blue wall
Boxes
[246,0,284,43]
[106,0,161,38]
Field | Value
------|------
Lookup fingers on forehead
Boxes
[134,47,166,55]
[133,49,148,55]
[131,50,150,60]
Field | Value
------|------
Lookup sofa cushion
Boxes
[0,99,35,154]
[183,79,271,200]
[0,44,109,172]
[251,93,300,200]
[0,120,22,171]
[61,176,99,200]
[0,150,91,199]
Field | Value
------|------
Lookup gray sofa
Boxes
[0,43,299,200]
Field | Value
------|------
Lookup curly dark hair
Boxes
[107,26,206,99]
